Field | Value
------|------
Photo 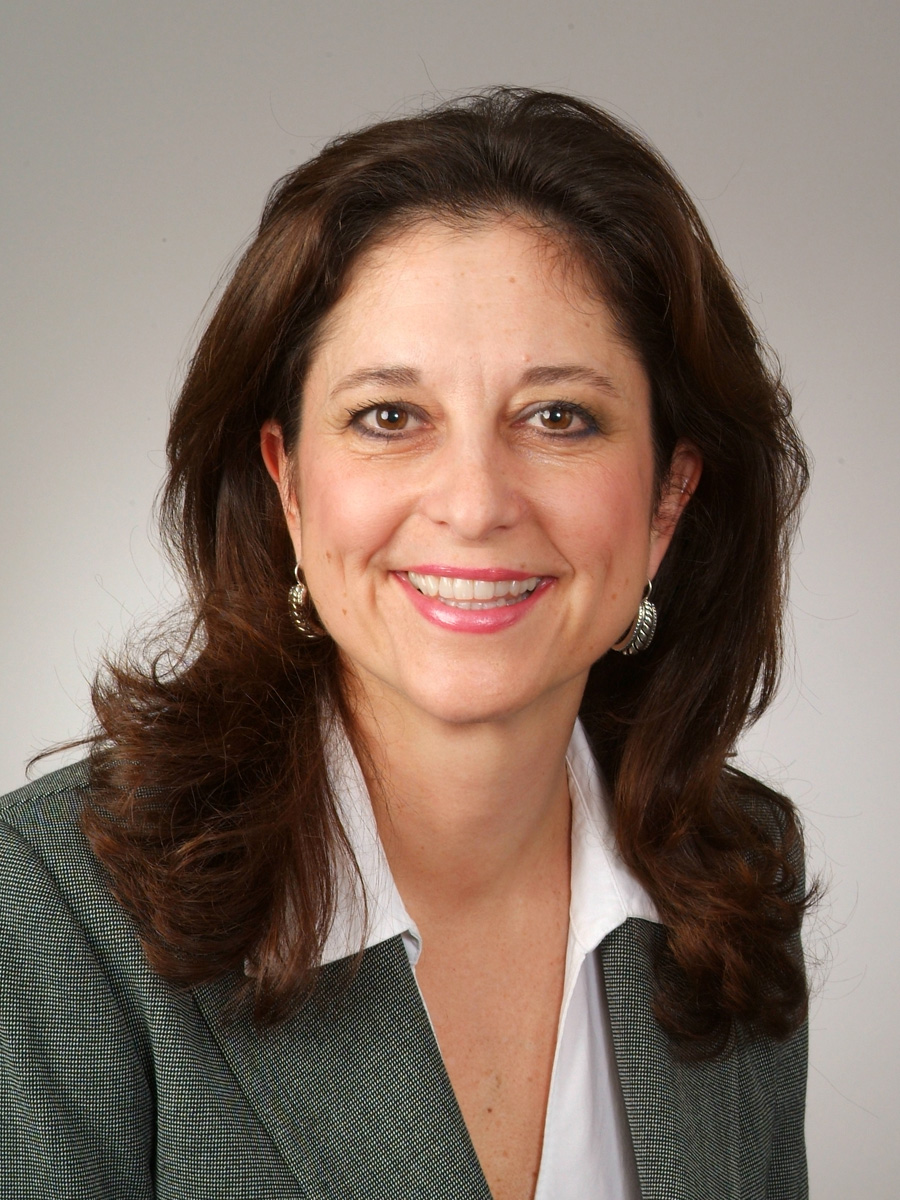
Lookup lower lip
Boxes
[394,573,553,633]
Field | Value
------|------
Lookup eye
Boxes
[371,406,408,431]
[521,401,598,437]
[347,402,426,439]
[536,405,575,431]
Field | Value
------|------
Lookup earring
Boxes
[289,565,326,639]
[614,581,657,656]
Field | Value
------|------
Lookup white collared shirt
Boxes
[322,719,657,1199]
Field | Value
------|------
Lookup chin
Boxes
[394,661,590,730]
[404,686,530,729]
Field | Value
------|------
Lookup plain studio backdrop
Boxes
[2,2,897,1193]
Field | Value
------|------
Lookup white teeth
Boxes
[406,572,541,607]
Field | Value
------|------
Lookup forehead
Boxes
[348,216,598,305]
[308,216,631,373]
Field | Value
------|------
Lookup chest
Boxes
[414,908,567,1200]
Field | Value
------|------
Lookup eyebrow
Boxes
[330,366,421,399]
[329,362,624,400]
[517,365,622,398]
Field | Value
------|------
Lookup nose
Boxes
[418,432,524,541]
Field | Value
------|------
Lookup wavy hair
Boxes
[84,88,812,1054]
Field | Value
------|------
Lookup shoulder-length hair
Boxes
[85,88,812,1054]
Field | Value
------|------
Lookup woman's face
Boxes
[263,218,699,730]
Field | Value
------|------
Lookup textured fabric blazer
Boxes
[0,762,808,1199]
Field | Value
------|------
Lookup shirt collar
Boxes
[319,717,658,968]
[565,718,658,956]
[319,723,423,967]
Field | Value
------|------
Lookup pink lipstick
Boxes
[395,569,553,633]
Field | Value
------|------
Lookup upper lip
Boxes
[399,566,546,581]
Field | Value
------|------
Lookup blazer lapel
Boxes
[193,936,491,1200]
[601,918,742,1200]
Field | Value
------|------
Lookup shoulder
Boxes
[724,766,807,892]
[0,759,158,1007]
[723,763,795,825]
[2,757,93,845]
[0,759,110,913]
[1,759,95,876]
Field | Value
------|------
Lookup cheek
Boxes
[297,454,408,573]
[553,465,655,575]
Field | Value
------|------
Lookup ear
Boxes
[648,438,703,577]
[260,420,303,563]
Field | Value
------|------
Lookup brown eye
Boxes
[538,406,574,430]
[374,406,408,430]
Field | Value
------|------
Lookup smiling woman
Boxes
[260,219,698,725]
[1,89,811,1199]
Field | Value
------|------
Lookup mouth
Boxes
[403,571,542,610]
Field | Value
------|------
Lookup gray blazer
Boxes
[0,762,808,1199]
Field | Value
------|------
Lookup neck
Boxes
[345,674,583,921]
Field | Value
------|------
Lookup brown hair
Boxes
[84,88,812,1054]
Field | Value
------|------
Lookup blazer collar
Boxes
[601,918,744,1200]
[197,918,764,1200]
[194,936,491,1200]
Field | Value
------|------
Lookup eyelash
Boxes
[345,400,602,440]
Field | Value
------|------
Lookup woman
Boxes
[0,89,811,1198]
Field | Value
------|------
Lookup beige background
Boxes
[2,2,897,1192]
